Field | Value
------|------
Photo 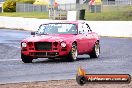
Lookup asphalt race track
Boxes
[0,29,132,84]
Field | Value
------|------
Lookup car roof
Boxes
[41,21,83,26]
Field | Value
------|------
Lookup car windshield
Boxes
[37,23,77,35]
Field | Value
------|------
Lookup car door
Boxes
[84,23,94,52]
[77,23,87,54]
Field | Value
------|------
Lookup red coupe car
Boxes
[21,21,100,63]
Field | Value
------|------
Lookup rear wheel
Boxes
[67,43,78,62]
[21,54,33,63]
[89,41,100,58]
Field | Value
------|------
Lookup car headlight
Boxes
[21,42,27,47]
[61,42,66,48]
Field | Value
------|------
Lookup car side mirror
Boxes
[31,32,35,35]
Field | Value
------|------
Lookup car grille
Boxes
[35,42,52,51]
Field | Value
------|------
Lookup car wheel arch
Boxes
[73,41,77,46]
[67,41,77,53]
[72,41,78,53]
[97,40,99,43]
[93,40,100,49]
[94,40,99,46]
[68,41,77,47]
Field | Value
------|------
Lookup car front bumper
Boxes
[21,49,70,58]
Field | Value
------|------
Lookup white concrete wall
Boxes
[84,21,132,37]
[0,16,132,37]
[56,0,76,4]
[0,16,54,31]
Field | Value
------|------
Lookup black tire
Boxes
[67,43,78,62]
[89,41,100,58]
[21,54,33,63]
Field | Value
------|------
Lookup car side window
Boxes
[82,23,91,34]
[78,23,92,34]
[86,23,92,33]
[82,24,88,34]
[78,23,83,34]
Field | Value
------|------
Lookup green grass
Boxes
[0,12,49,19]
[85,6,132,21]
[0,6,132,20]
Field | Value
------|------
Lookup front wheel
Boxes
[89,41,100,58]
[67,43,78,62]
[21,54,33,63]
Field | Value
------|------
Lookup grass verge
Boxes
[0,12,49,19]
[0,6,132,20]
[85,6,132,21]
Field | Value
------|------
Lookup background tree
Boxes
[3,0,35,12]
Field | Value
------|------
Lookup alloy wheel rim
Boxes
[72,47,78,60]
[95,44,100,57]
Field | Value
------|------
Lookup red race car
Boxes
[21,21,100,63]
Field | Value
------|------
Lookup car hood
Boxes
[23,34,75,42]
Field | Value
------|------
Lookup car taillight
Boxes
[53,42,58,47]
